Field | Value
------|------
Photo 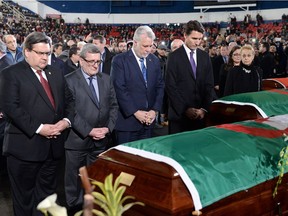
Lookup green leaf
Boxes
[114,186,126,204]
[113,175,121,193]
[91,209,107,216]
[93,191,107,204]
[121,202,145,213]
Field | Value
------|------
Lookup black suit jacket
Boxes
[102,47,115,75]
[0,60,74,161]
[165,46,214,121]
[0,55,13,71]
[212,55,225,86]
[64,69,118,150]
[50,54,66,75]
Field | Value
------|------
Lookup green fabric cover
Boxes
[217,89,288,117]
[119,118,287,208]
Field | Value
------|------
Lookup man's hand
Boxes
[145,110,156,125]
[185,108,198,120]
[39,124,61,138]
[89,127,109,140]
[134,110,149,124]
[54,120,70,132]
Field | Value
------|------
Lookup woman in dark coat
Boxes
[219,45,241,97]
[224,44,263,96]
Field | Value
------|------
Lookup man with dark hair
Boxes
[64,45,80,75]
[259,42,275,78]
[166,20,215,134]
[117,40,127,53]
[53,43,63,57]
[91,35,115,75]
[212,43,229,96]
[0,32,74,216]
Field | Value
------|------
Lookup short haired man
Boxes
[3,34,24,63]
[117,40,127,53]
[0,32,74,216]
[170,39,184,52]
[91,35,115,75]
[111,26,164,144]
[166,20,215,134]
[64,43,118,212]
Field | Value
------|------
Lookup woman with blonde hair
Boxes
[224,44,263,96]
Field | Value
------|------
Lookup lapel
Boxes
[22,62,55,111]
[76,69,100,108]
[97,73,104,108]
[128,50,147,87]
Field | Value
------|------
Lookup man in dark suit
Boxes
[91,35,115,75]
[212,43,228,96]
[0,40,13,177]
[165,20,215,134]
[0,32,74,216]
[64,46,80,75]
[64,43,118,212]
[0,40,13,70]
[111,25,164,144]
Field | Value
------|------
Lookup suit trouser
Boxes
[64,140,106,209]
[168,118,205,135]
[7,153,60,216]
[115,128,152,145]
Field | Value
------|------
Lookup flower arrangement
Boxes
[37,193,67,216]
[273,133,288,197]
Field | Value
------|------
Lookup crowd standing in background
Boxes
[0,1,288,216]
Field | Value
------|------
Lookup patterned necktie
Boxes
[36,70,55,109]
[190,50,197,78]
[88,76,99,106]
[139,58,147,86]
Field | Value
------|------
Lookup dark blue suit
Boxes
[111,49,164,144]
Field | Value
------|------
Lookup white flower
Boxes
[37,193,67,216]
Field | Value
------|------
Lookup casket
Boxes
[87,115,288,216]
[207,89,288,126]
[262,78,288,90]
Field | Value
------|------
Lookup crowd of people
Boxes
[0,1,288,216]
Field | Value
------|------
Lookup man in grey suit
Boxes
[64,43,118,212]
[166,20,215,134]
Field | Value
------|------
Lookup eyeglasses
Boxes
[32,50,51,57]
[82,58,102,66]
[233,53,241,56]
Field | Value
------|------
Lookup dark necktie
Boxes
[190,50,197,78]
[139,58,147,86]
[36,70,55,109]
[88,76,99,106]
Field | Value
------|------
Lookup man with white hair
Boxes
[3,34,24,63]
[111,25,164,144]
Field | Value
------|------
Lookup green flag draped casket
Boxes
[262,78,288,90]
[208,89,288,126]
[87,115,288,215]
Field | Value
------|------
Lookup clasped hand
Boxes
[89,127,109,140]
[185,108,205,120]
[39,120,69,139]
[134,110,156,125]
